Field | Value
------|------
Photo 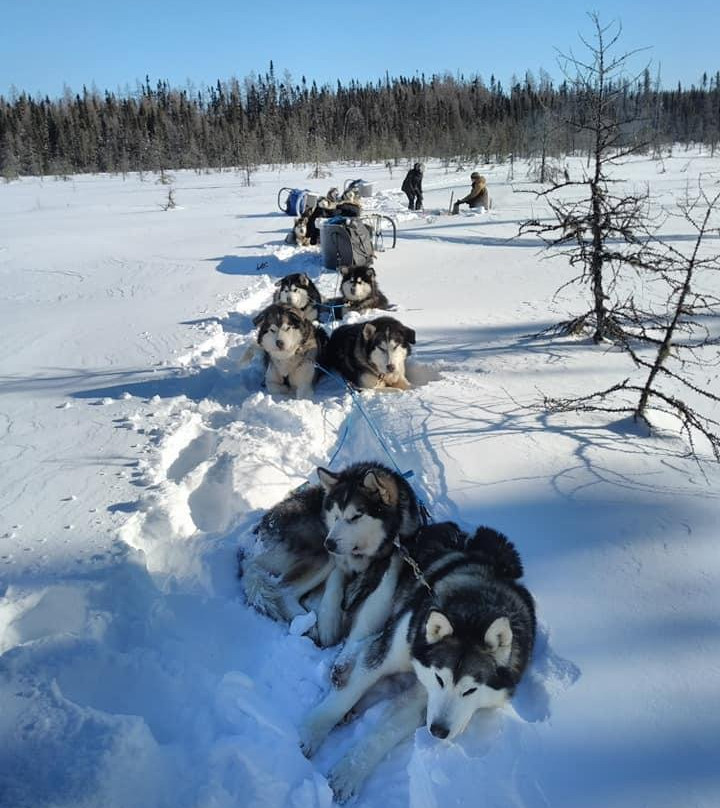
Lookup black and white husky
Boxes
[324,316,415,391]
[240,461,422,648]
[335,265,391,317]
[272,273,322,321]
[299,521,536,802]
[253,303,327,398]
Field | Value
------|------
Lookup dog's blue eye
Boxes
[435,673,444,689]
[462,687,477,697]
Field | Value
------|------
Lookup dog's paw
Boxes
[298,714,330,759]
[298,726,322,759]
[328,758,362,804]
[330,657,354,689]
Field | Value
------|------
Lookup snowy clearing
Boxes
[1,152,719,808]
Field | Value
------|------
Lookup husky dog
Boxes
[285,215,311,247]
[299,522,536,802]
[326,265,391,319]
[272,272,322,321]
[240,462,422,648]
[325,316,415,391]
[293,216,311,246]
[253,303,327,398]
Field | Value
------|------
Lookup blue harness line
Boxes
[315,362,432,525]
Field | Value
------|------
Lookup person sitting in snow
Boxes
[401,163,424,210]
[452,172,489,213]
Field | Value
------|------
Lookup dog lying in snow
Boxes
[272,273,322,321]
[324,316,415,390]
[325,265,392,320]
[252,303,327,398]
[239,461,423,648]
[300,521,536,802]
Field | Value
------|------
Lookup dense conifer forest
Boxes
[1,63,719,179]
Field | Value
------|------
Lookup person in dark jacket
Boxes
[401,163,424,210]
[452,172,489,213]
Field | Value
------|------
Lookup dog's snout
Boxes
[386,363,395,372]
[429,722,450,739]
[276,339,285,350]
[324,538,337,553]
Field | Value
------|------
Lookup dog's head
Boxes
[362,317,415,376]
[316,464,406,566]
[340,265,377,303]
[273,273,318,310]
[253,303,312,357]
[411,603,515,741]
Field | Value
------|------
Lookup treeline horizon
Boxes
[2,63,720,179]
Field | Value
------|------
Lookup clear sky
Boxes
[1,0,718,100]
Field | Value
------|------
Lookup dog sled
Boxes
[342,178,376,199]
[277,187,319,217]
[319,214,397,269]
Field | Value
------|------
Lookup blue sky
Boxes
[1,0,718,99]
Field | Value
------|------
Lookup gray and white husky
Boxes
[324,316,415,390]
[253,303,327,398]
[239,461,422,648]
[299,521,536,802]
[273,272,322,320]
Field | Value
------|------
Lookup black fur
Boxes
[324,316,415,389]
[404,521,536,693]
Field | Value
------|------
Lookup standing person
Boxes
[401,162,424,210]
[452,172,489,214]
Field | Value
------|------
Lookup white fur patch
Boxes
[369,338,408,378]
[484,616,513,666]
[341,277,372,302]
[277,285,309,309]
[324,505,386,559]
[425,610,454,644]
[413,662,508,740]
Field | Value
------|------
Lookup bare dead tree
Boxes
[161,186,176,210]
[520,13,654,343]
[546,181,720,462]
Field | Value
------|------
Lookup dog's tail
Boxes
[470,526,524,580]
[240,560,302,623]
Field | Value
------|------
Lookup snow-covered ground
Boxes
[1,152,719,808]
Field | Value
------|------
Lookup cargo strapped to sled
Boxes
[277,187,318,217]
[319,214,397,269]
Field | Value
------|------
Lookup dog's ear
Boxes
[425,610,454,644]
[317,467,340,491]
[484,617,513,663]
[362,470,398,505]
[274,278,283,288]
[362,322,376,342]
[299,273,309,286]
[339,265,351,277]
[252,310,267,327]
[403,326,416,345]
[364,266,375,279]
